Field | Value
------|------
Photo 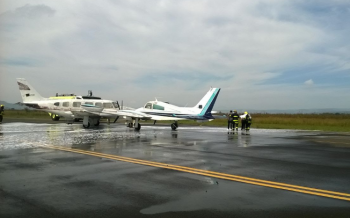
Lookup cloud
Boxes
[0,0,350,110]
[304,79,314,86]
[1,4,55,19]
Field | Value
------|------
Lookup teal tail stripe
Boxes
[198,88,220,116]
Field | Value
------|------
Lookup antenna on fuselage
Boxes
[155,97,163,103]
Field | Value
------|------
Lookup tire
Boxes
[171,123,177,130]
[83,122,90,128]
[94,121,100,126]
[135,123,141,131]
[51,114,60,121]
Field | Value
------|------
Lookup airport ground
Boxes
[0,120,350,217]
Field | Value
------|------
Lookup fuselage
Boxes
[24,97,118,119]
[135,101,205,121]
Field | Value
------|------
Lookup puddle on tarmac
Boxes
[0,122,317,151]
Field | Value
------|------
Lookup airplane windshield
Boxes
[153,104,164,110]
[103,103,114,108]
[145,103,152,109]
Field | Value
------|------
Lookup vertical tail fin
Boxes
[193,88,221,116]
[16,78,44,102]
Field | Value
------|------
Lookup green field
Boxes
[3,110,350,132]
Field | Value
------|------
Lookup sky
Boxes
[0,0,349,111]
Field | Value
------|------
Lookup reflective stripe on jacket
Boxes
[232,113,239,122]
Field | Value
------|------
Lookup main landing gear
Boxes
[126,118,141,131]
[50,113,60,121]
[171,121,178,130]
[83,116,100,128]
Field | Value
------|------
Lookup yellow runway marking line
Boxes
[45,145,350,198]
[44,145,350,202]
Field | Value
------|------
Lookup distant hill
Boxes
[0,101,28,110]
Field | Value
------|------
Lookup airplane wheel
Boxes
[128,123,133,128]
[83,122,90,128]
[94,121,100,126]
[51,114,60,121]
[171,123,177,130]
[135,123,141,131]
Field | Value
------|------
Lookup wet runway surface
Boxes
[0,122,350,217]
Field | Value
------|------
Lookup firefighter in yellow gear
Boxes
[227,110,233,129]
[232,110,239,131]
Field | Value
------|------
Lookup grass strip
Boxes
[3,110,350,132]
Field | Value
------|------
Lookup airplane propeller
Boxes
[115,101,121,110]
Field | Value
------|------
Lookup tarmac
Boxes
[0,120,350,217]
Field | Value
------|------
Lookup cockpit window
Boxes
[103,103,114,108]
[145,103,152,109]
[153,104,164,110]
[54,102,60,106]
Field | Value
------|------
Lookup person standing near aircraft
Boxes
[245,112,252,132]
[232,110,239,131]
[240,111,248,130]
[0,105,4,124]
[227,110,233,130]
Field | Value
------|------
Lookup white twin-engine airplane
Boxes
[120,87,221,130]
[17,78,221,130]
[17,78,120,128]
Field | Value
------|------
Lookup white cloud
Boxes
[0,0,349,110]
[304,79,314,86]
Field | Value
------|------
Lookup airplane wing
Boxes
[86,109,152,119]
[173,113,226,120]
[115,110,152,119]
[43,110,76,119]
[173,114,214,120]
[212,114,227,119]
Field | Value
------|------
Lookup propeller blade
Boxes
[116,101,120,110]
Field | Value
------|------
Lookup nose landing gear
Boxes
[171,121,178,130]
